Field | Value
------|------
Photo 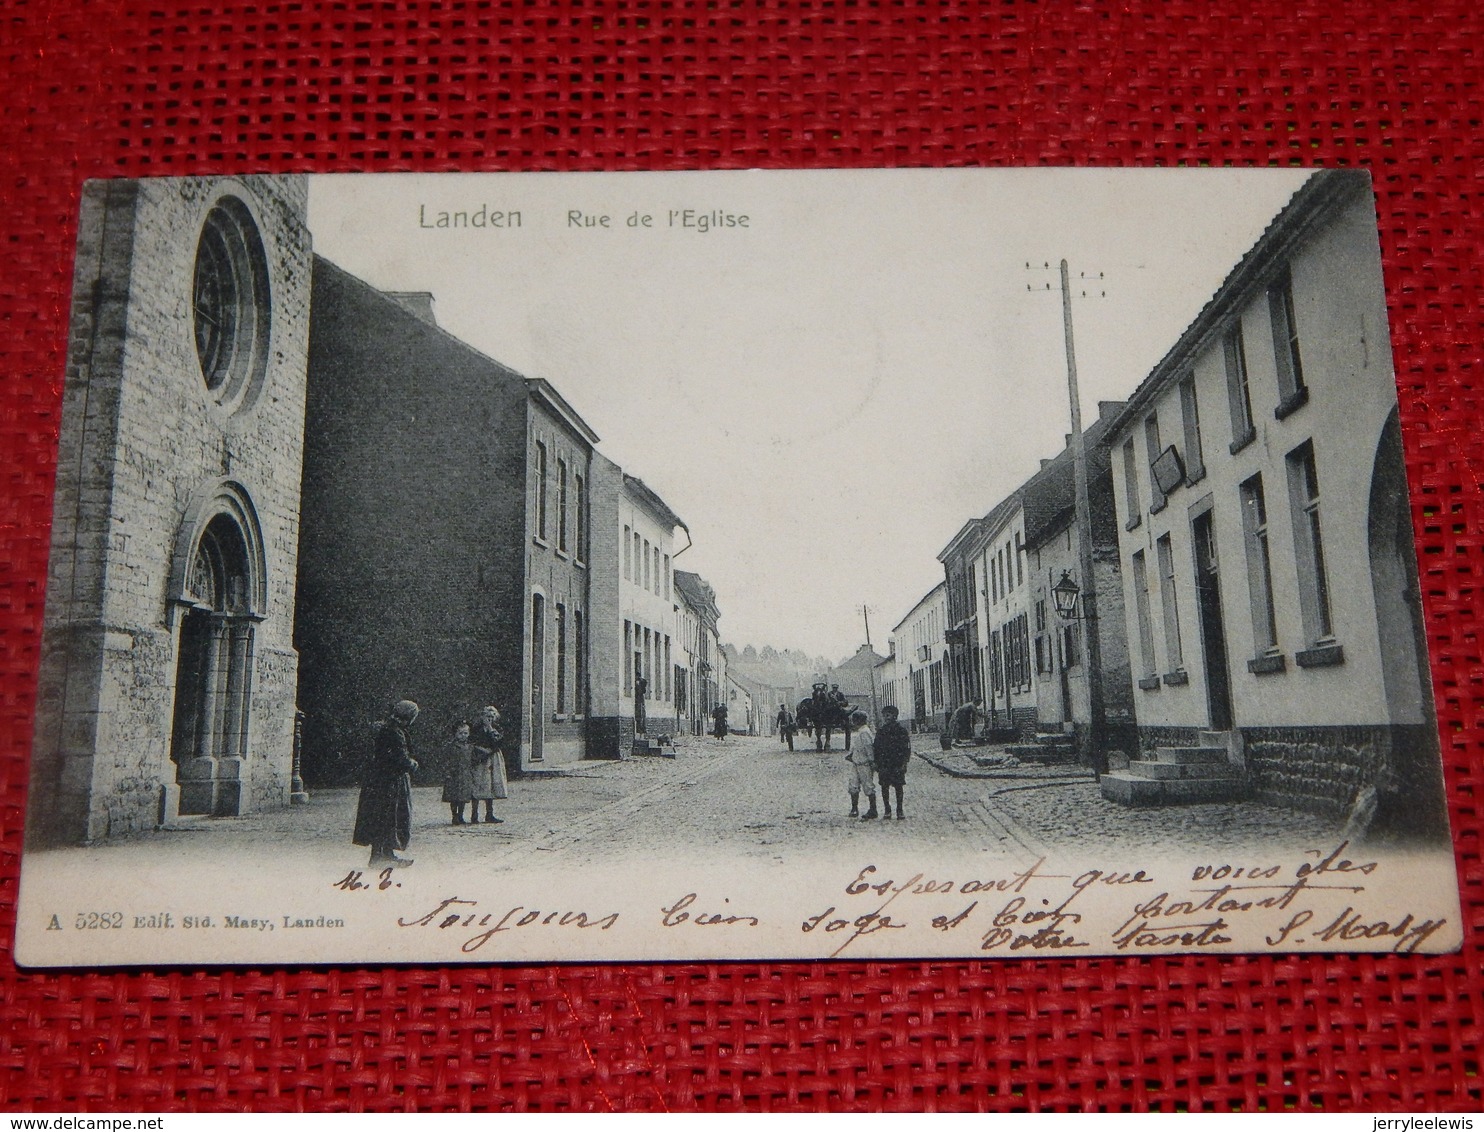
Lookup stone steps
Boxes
[631,737,677,759]
[1002,729,1077,764]
[1100,739,1247,807]
[1149,746,1228,764]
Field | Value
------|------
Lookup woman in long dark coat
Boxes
[353,699,420,867]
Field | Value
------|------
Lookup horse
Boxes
[797,694,849,752]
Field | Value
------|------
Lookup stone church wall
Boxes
[31,176,311,844]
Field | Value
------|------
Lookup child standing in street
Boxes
[442,719,475,825]
[874,704,913,820]
[469,705,507,824]
[845,709,878,819]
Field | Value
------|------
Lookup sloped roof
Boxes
[1104,168,1370,440]
[674,569,720,625]
[892,579,946,636]
[527,378,601,447]
[623,473,688,534]
[1021,405,1122,549]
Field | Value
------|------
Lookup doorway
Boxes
[530,592,546,763]
[169,513,256,815]
[1192,509,1234,731]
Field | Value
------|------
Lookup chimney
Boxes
[385,291,438,326]
[1064,433,1073,448]
[1098,399,1125,423]
[1040,458,1053,469]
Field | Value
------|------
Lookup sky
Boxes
[308,168,1314,662]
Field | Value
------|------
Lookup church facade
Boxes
[31,176,313,844]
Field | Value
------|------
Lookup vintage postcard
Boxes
[15,168,1462,966]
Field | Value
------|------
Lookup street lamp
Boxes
[1052,570,1082,621]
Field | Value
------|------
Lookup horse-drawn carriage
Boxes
[792,684,851,751]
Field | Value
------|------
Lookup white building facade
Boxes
[971,497,1037,735]
[1104,169,1442,831]
[890,582,949,731]
[619,476,684,741]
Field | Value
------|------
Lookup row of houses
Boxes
[879,398,1136,752]
[303,258,740,779]
[30,174,738,844]
[876,169,1442,830]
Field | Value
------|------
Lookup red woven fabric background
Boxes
[2,0,1482,1112]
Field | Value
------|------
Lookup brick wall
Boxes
[1132,721,1444,830]
[297,257,529,786]
[522,401,597,769]
[585,454,624,759]
[1136,725,1206,756]
[1243,724,1386,818]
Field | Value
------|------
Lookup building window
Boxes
[555,603,567,713]
[623,525,631,580]
[1144,413,1166,512]
[192,197,270,414]
[574,474,586,562]
[557,460,569,553]
[574,610,586,716]
[1286,441,1335,643]
[1179,375,1205,484]
[1240,474,1280,655]
[653,545,661,595]
[1156,534,1183,672]
[642,538,651,591]
[664,635,672,700]
[1269,269,1307,416]
[1004,540,1013,592]
[643,628,653,698]
[634,633,644,700]
[1061,622,1081,669]
[1011,613,1030,688]
[663,554,671,599]
[1131,549,1157,680]
[535,441,549,541]
[623,620,633,695]
[1224,325,1256,451]
[1122,438,1142,530]
[1015,536,1024,588]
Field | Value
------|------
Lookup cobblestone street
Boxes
[63,731,1351,874]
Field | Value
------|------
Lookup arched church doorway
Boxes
[168,484,267,817]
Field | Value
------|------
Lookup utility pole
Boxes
[1059,259,1109,777]
[862,604,882,724]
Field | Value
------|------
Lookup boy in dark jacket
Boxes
[873,705,913,820]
